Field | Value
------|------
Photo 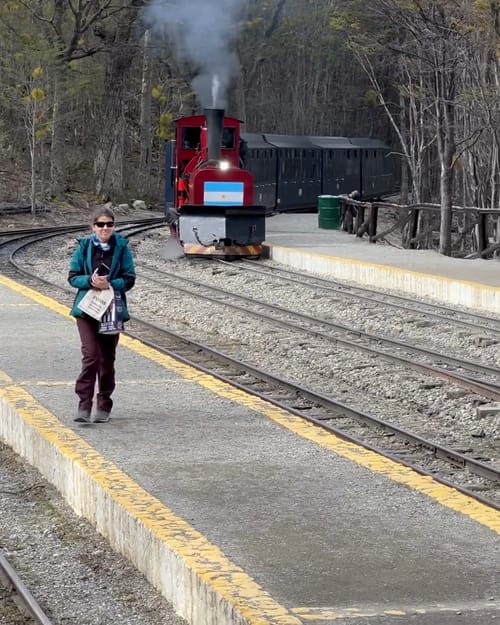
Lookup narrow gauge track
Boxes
[0,217,165,241]
[122,315,500,509]
[0,549,53,625]
[236,258,500,335]
[136,261,500,401]
[4,231,500,508]
[0,219,165,282]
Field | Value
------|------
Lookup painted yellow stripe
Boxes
[262,244,500,292]
[291,601,497,620]
[0,271,499,537]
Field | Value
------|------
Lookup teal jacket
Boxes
[68,233,136,319]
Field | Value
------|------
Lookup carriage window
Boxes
[181,127,201,149]
[221,127,235,149]
[347,150,350,159]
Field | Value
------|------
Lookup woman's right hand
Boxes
[91,269,110,290]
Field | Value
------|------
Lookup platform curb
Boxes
[263,244,500,315]
[0,372,300,625]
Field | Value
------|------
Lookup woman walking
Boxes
[68,207,136,423]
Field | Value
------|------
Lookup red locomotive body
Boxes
[166,109,266,258]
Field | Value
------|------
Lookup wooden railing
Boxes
[338,196,500,259]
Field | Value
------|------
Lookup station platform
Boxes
[1,226,500,625]
[263,213,500,315]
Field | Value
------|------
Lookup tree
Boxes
[17,0,135,196]
[24,67,50,212]
[333,0,500,255]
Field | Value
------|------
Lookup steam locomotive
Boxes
[165,108,266,258]
[165,109,397,258]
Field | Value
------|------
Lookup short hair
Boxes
[91,206,115,225]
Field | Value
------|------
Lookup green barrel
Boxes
[318,195,340,229]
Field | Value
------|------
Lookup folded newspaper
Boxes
[77,287,114,320]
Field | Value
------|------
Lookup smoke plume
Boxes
[145,0,245,109]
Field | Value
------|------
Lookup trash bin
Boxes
[318,195,340,229]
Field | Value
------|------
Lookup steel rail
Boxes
[238,258,500,332]
[136,263,500,401]
[125,316,500,508]
[0,216,165,239]
[4,231,499,508]
[0,549,54,625]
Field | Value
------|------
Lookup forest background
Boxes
[0,0,499,256]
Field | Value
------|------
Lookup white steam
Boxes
[145,0,245,109]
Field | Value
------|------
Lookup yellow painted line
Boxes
[0,274,72,317]
[291,601,497,620]
[0,370,300,625]
[262,244,500,292]
[19,379,192,388]
[1,272,500,537]
[0,302,39,307]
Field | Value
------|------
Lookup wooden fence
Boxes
[338,196,500,259]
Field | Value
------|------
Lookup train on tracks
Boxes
[165,109,398,258]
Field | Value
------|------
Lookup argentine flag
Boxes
[204,181,244,206]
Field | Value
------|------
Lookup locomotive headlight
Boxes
[219,160,230,171]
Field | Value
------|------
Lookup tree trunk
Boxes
[94,5,139,198]
[438,81,456,256]
[138,29,152,196]
[49,0,67,196]
[29,106,36,213]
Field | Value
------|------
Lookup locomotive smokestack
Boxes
[204,107,224,161]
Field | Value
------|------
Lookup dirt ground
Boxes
[0,199,163,232]
[0,161,163,231]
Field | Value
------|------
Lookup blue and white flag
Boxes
[204,181,244,206]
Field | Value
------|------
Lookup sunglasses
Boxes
[94,221,114,228]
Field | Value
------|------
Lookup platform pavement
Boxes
[0,272,499,625]
[263,213,500,315]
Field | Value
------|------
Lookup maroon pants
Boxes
[75,316,120,413]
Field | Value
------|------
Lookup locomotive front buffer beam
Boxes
[178,204,266,257]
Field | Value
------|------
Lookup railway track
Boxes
[0,549,53,625]
[135,261,500,401]
[235,258,500,336]
[123,314,500,508]
[0,219,165,282]
[2,225,499,508]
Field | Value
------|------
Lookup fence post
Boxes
[368,203,378,241]
[477,214,487,253]
[355,206,364,236]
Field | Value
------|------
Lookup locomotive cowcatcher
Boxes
[165,108,266,258]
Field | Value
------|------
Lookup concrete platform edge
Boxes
[262,244,500,315]
[0,372,300,625]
